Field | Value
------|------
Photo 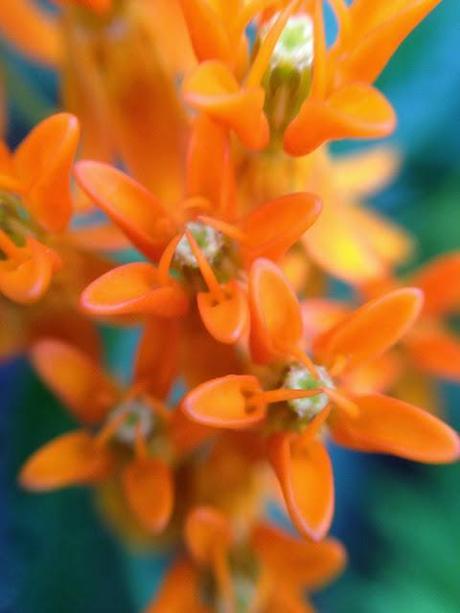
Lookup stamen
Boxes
[321,387,359,418]
[283,362,334,420]
[183,228,226,302]
[103,399,155,446]
[175,222,224,270]
[198,215,246,243]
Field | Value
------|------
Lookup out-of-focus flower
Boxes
[182,259,460,539]
[147,506,346,612]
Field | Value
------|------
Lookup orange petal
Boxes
[179,0,232,63]
[249,258,303,364]
[252,522,346,590]
[197,280,248,344]
[411,252,460,316]
[69,223,132,253]
[315,288,423,372]
[121,458,173,534]
[81,263,189,318]
[301,299,350,344]
[268,434,334,541]
[74,161,174,260]
[185,506,232,564]
[0,238,60,304]
[284,84,396,156]
[331,393,460,463]
[405,327,460,382]
[20,431,113,490]
[14,113,79,232]
[145,560,207,613]
[134,318,180,399]
[59,0,113,15]
[181,375,266,429]
[240,192,322,264]
[183,61,269,150]
[341,351,403,395]
[30,339,119,424]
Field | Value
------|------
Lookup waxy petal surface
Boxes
[197,280,248,344]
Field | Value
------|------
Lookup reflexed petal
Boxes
[74,161,174,260]
[315,288,423,371]
[252,523,346,590]
[145,560,207,613]
[20,431,112,490]
[0,238,60,304]
[284,84,396,156]
[179,0,232,63]
[240,193,322,264]
[185,506,232,564]
[411,252,460,316]
[81,263,189,318]
[182,375,266,428]
[405,327,460,381]
[197,280,248,344]
[30,339,119,424]
[183,61,269,150]
[268,434,334,541]
[331,393,460,463]
[249,259,303,363]
[14,113,79,232]
[121,458,173,534]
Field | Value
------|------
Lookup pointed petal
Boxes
[145,560,207,613]
[14,113,79,232]
[183,61,269,150]
[252,523,346,590]
[0,238,59,304]
[249,259,303,364]
[81,263,189,318]
[121,458,173,534]
[240,193,322,264]
[331,393,460,463]
[74,161,174,260]
[197,280,248,344]
[284,84,396,156]
[30,339,119,424]
[185,506,232,564]
[315,288,423,371]
[134,318,180,398]
[411,252,460,316]
[20,431,112,490]
[182,375,266,429]
[268,434,334,541]
[405,327,460,382]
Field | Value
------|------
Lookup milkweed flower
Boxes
[147,506,346,612]
[182,259,460,539]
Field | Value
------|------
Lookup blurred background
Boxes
[1,1,460,612]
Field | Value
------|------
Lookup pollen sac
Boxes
[261,14,314,136]
[283,363,334,421]
[175,221,224,269]
[110,400,154,445]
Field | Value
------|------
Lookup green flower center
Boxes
[283,363,334,421]
[175,221,224,269]
[110,400,154,444]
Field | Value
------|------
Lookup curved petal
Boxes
[20,431,113,490]
[185,506,232,564]
[249,259,303,364]
[14,113,79,232]
[284,84,396,156]
[81,263,189,318]
[252,522,346,590]
[240,192,322,264]
[30,339,119,424]
[405,327,460,382]
[183,61,269,150]
[315,288,423,372]
[69,223,132,253]
[197,280,248,344]
[145,560,208,613]
[121,458,173,534]
[268,434,334,541]
[331,393,460,463]
[74,161,174,260]
[181,375,266,429]
[179,0,231,63]
[411,252,460,316]
[0,238,60,304]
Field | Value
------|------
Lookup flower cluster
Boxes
[0,0,457,611]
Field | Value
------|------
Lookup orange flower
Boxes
[19,329,198,535]
[75,117,321,343]
[147,506,346,612]
[181,0,440,154]
[0,113,80,303]
[182,259,459,539]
